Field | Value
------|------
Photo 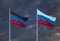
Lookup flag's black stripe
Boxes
[11,10,28,21]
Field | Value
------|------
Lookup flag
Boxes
[37,9,56,28]
[10,11,28,28]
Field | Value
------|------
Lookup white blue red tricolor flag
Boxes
[10,11,28,28]
[37,9,56,28]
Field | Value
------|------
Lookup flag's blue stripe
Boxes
[38,15,55,24]
[10,15,27,24]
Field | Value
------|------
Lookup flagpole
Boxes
[36,9,38,41]
[9,8,11,41]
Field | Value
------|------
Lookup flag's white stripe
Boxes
[37,9,56,22]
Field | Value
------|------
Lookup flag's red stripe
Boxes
[38,20,53,28]
[10,20,26,28]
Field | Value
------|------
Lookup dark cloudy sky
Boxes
[0,0,60,41]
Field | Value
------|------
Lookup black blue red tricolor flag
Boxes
[37,9,56,28]
[10,11,28,28]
